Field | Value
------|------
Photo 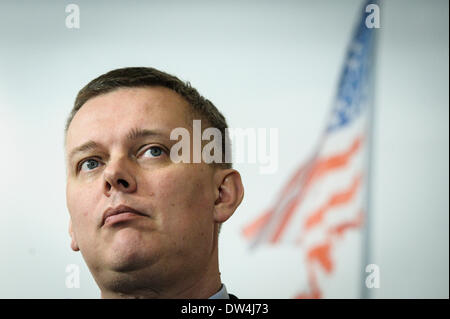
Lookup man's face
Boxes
[65,87,219,290]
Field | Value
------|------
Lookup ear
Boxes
[68,219,80,252]
[213,169,244,223]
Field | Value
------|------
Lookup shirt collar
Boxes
[209,284,229,299]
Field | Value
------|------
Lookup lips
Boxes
[102,204,147,226]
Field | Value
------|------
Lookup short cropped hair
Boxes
[65,67,231,169]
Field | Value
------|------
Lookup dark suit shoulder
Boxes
[228,293,238,299]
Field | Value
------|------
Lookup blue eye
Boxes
[143,146,164,158]
[80,159,100,172]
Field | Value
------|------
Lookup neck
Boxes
[100,276,222,299]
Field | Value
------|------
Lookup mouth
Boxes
[102,204,148,227]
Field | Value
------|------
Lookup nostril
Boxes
[118,179,129,188]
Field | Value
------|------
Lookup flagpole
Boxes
[360,2,379,299]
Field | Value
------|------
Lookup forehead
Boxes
[66,86,191,151]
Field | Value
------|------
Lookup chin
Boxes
[106,228,158,272]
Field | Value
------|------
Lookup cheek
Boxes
[66,180,101,234]
[146,167,215,234]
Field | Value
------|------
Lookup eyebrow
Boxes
[68,128,168,162]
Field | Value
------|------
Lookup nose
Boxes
[103,156,137,196]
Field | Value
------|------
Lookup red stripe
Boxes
[294,210,364,298]
[304,174,363,231]
[307,240,333,273]
[269,189,308,243]
[241,163,307,239]
[270,135,364,243]
[328,210,364,237]
[310,136,363,181]
[241,209,273,238]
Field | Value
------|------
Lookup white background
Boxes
[0,0,448,298]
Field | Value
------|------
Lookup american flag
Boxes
[242,0,378,298]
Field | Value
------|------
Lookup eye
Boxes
[80,159,101,172]
[142,146,165,158]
